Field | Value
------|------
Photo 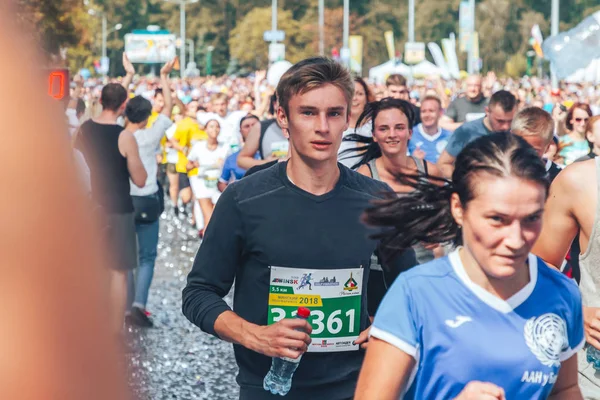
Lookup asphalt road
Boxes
[127,212,239,400]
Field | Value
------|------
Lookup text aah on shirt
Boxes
[268,266,363,352]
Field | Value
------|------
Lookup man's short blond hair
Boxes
[420,95,442,109]
[276,57,354,115]
[211,92,227,103]
[385,74,407,88]
[511,107,554,143]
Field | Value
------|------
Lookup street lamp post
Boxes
[180,2,186,77]
[467,0,476,74]
[318,0,324,56]
[88,9,121,77]
[408,0,415,43]
[341,0,349,67]
[272,0,277,45]
[102,21,122,76]
[165,0,199,78]
[206,45,214,76]
[187,39,195,66]
[551,0,560,89]
[104,22,123,59]
[101,15,107,61]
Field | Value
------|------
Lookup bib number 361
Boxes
[268,266,363,352]
[271,308,356,335]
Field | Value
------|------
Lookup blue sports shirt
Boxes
[371,249,584,399]
[408,124,452,164]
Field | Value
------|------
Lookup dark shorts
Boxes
[158,163,168,189]
[104,212,138,271]
[179,172,190,189]
[166,163,177,174]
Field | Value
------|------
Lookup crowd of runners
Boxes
[66,52,600,399]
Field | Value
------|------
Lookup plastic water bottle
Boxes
[586,345,600,371]
[263,307,311,396]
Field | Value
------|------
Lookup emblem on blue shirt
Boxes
[524,313,568,367]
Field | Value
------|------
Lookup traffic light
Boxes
[46,69,70,103]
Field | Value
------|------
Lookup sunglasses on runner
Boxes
[574,117,589,123]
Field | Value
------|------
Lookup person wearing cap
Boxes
[182,57,416,400]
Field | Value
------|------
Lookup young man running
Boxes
[182,57,415,400]
[166,101,201,215]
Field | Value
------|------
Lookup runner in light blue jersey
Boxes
[355,133,584,400]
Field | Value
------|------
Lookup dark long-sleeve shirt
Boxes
[182,161,416,400]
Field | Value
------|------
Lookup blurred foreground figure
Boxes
[0,9,129,400]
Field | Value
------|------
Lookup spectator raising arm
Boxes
[121,53,135,92]
[160,59,175,117]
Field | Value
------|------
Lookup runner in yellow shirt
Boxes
[166,100,203,216]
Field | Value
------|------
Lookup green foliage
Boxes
[15,0,600,77]
[229,7,310,70]
[505,53,528,77]
[15,0,90,59]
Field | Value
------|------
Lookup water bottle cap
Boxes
[297,307,311,319]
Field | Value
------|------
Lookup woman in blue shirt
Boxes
[355,133,584,399]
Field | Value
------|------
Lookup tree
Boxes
[16,0,600,77]
[229,7,312,70]
[353,3,406,72]
[15,0,89,64]
[414,0,460,45]
[476,0,524,73]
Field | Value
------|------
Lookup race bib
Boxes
[268,266,363,352]
[203,168,220,189]
[271,141,289,159]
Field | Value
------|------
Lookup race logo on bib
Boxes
[524,313,568,367]
[297,273,313,291]
[343,273,359,291]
